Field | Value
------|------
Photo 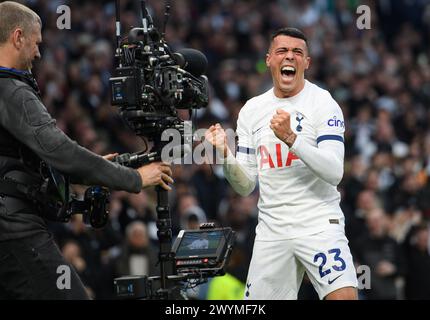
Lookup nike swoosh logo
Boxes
[252,126,264,135]
[328,274,343,285]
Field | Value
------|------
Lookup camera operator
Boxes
[0,2,173,300]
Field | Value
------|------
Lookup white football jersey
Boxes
[236,80,346,240]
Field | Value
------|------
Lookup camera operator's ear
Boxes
[12,28,25,49]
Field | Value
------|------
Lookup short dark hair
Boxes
[270,27,308,46]
[0,1,42,44]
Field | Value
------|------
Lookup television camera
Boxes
[110,0,235,299]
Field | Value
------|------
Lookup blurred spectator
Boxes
[181,207,207,230]
[219,193,258,284]
[190,164,228,221]
[61,240,96,299]
[116,192,157,238]
[353,208,406,300]
[174,191,208,232]
[112,221,158,278]
[403,222,430,299]
[345,189,380,246]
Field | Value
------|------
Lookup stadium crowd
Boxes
[18,0,430,299]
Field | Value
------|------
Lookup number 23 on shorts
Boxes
[313,248,346,278]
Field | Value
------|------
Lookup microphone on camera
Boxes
[173,48,208,77]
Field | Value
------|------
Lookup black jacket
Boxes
[0,75,142,241]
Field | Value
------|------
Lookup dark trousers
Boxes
[0,232,89,300]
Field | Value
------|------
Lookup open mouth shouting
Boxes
[281,65,296,82]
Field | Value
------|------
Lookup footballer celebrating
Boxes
[205,28,358,300]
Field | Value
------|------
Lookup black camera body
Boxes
[109,24,209,139]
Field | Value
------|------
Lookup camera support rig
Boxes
[110,0,234,300]
[113,137,178,299]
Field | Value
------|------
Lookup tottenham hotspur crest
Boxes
[296,112,304,132]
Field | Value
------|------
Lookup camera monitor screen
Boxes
[173,228,232,260]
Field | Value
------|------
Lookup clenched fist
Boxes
[205,123,228,158]
[137,162,174,191]
[270,109,297,147]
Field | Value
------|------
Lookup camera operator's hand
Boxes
[137,162,174,191]
[103,153,119,161]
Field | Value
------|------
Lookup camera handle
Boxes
[113,143,178,299]
[155,186,177,299]
[151,135,178,299]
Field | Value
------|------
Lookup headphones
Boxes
[0,66,41,97]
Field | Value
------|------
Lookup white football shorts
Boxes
[244,223,358,300]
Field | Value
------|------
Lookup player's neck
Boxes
[274,79,306,99]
